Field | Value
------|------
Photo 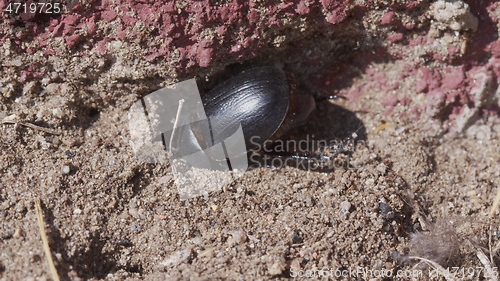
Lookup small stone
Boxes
[340,201,351,213]
[13,227,23,239]
[198,247,215,258]
[376,163,388,174]
[231,229,247,244]
[52,108,63,118]
[387,32,404,43]
[41,77,51,85]
[62,137,81,147]
[129,207,138,218]
[62,165,70,174]
[291,230,302,244]
[11,59,22,66]
[22,81,38,95]
[158,175,171,184]
[379,202,395,219]
[159,249,191,267]
[381,11,395,25]
[190,237,201,245]
[268,260,285,276]
[305,196,313,207]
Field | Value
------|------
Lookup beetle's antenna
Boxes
[337,124,364,152]
[314,124,365,166]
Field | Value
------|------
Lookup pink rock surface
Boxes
[1,0,499,131]
[381,11,395,25]
[1,0,353,71]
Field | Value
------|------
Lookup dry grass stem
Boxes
[35,198,60,281]
[1,114,61,135]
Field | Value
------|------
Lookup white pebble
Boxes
[340,201,351,213]
[231,229,247,244]
[62,165,70,174]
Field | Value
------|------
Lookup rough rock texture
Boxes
[1,0,500,280]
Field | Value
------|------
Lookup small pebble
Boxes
[340,201,351,213]
[231,229,247,244]
[129,207,138,218]
[291,230,302,244]
[268,260,285,276]
[376,163,388,174]
[158,175,171,184]
[62,165,70,174]
[198,247,215,258]
[379,202,395,219]
[191,237,201,245]
[62,137,81,147]
[13,227,23,239]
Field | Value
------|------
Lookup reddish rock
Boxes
[64,14,80,26]
[387,33,404,43]
[86,17,98,36]
[383,81,399,91]
[247,10,260,24]
[1,0,497,132]
[321,0,350,24]
[415,77,428,93]
[65,34,83,49]
[381,94,399,107]
[404,22,415,30]
[408,35,428,46]
[347,87,361,101]
[441,67,465,90]
[296,1,311,15]
[101,10,117,22]
[216,26,227,36]
[198,47,214,68]
[448,46,459,56]
[381,11,395,25]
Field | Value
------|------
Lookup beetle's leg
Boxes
[249,126,363,170]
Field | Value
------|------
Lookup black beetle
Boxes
[203,66,316,149]
[168,66,335,168]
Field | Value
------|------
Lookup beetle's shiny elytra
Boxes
[171,66,316,160]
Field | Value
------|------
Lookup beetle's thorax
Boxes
[269,74,316,141]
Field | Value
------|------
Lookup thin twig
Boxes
[468,240,499,281]
[491,186,500,216]
[169,99,185,153]
[1,115,61,135]
[489,224,494,267]
[35,198,60,281]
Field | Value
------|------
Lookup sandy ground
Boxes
[1,0,500,280]
[2,67,500,280]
